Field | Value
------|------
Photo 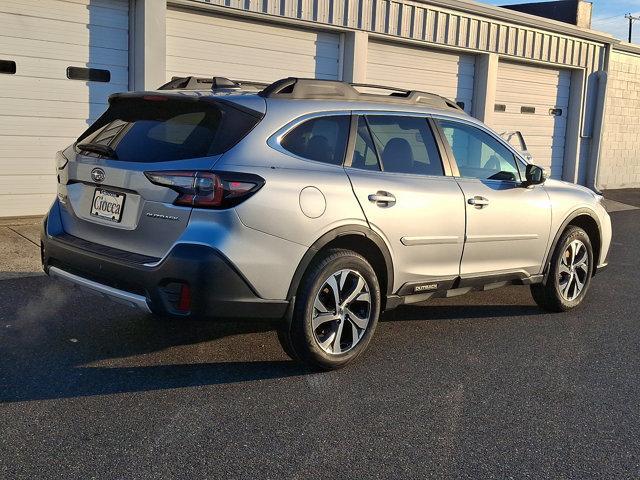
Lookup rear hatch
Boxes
[56,92,264,259]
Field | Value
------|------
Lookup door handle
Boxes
[468,196,489,208]
[368,191,396,207]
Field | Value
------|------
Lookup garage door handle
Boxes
[368,192,396,207]
[468,196,489,207]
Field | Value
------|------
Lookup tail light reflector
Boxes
[177,283,191,313]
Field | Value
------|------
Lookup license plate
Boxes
[90,188,125,222]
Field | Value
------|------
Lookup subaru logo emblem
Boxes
[91,168,105,183]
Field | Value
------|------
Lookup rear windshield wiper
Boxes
[77,142,118,159]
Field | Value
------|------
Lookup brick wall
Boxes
[599,50,640,189]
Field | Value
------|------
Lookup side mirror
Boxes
[523,164,547,187]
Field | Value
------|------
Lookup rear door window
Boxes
[280,115,350,165]
[77,97,261,162]
[365,115,444,176]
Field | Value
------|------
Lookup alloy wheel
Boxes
[312,269,372,355]
[558,239,589,302]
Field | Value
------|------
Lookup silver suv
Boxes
[41,77,612,370]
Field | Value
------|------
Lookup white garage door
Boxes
[493,62,571,179]
[166,8,341,83]
[366,41,475,114]
[0,0,129,217]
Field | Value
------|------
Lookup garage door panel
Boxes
[493,127,568,140]
[493,113,569,128]
[0,194,57,218]
[0,13,128,51]
[166,8,340,83]
[366,41,475,114]
[33,0,129,8]
[5,56,128,86]
[0,36,128,67]
[525,144,566,157]
[168,8,335,42]
[0,117,92,138]
[0,0,129,28]
[368,51,476,77]
[498,63,571,84]
[167,25,338,59]
[167,60,335,83]
[167,39,340,62]
[493,61,571,179]
[167,15,339,48]
[0,175,56,196]
[0,0,128,217]
[366,74,472,101]
[0,78,123,106]
[497,70,571,88]
[0,98,108,121]
[367,63,473,89]
[1,158,68,176]
[496,86,570,106]
[166,42,338,74]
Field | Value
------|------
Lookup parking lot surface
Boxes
[1,205,639,479]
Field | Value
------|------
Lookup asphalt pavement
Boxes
[1,203,639,479]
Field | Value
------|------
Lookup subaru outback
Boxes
[41,76,612,370]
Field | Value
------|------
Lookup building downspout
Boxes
[587,42,612,192]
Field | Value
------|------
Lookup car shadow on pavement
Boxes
[0,276,311,403]
[0,276,542,403]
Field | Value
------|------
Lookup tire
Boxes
[278,248,382,370]
[531,226,594,312]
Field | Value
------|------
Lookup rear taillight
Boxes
[144,170,264,209]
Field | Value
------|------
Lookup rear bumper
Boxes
[41,205,289,319]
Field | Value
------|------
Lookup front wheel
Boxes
[531,226,594,312]
[279,249,381,370]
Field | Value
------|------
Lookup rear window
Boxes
[76,97,261,162]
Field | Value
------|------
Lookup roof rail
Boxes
[258,77,464,112]
[158,76,269,91]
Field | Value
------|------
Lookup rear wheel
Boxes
[531,226,593,312]
[279,249,381,370]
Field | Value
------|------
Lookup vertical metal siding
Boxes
[181,0,604,70]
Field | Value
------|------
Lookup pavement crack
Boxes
[7,226,39,247]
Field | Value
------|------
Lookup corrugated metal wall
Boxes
[184,0,604,71]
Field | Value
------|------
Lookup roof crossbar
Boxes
[158,76,269,91]
[258,77,464,112]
